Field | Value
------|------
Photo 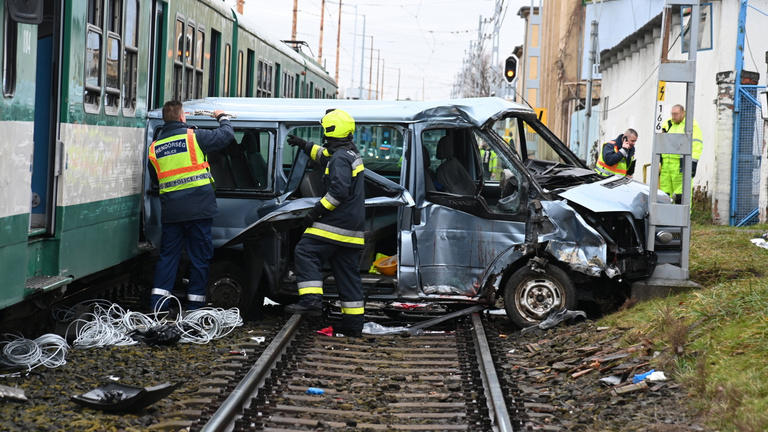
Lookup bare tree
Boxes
[453,47,504,98]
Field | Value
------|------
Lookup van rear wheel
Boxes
[503,264,576,328]
[207,260,264,320]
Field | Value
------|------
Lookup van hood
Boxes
[557,176,669,219]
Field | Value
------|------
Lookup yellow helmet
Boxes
[321,109,355,139]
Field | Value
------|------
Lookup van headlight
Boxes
[656,230,674,244]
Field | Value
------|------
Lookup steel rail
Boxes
[203,314,303,432]
[471,312,514,432]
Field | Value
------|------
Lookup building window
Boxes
[104,0,122,114]
[85,0,104,111]
[122,0,138,115]
[3,9,17,97]
[223,43,231,96]
[236,50,243,97]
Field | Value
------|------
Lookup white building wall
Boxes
[600,1,768,223]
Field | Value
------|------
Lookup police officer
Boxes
[661,104,703,203]
[148,101,234,312]
[595,128,638,178]
[284,109,366,337]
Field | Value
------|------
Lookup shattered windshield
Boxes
[490,115,598,190]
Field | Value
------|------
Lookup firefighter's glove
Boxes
[303,207,320,227]
[287,134,308,152]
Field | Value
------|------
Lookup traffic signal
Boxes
[504,55,518,83]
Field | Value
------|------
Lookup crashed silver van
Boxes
[144,97,670,326]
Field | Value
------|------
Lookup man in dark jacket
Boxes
[594,128,637,178]
[284,109,366,337]
[148,101,234,311]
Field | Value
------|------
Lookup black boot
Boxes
[285,294,323,316]
[336,315,364,337]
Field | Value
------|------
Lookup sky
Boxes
[232,0,532,100]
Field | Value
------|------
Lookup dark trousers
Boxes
[151,218,213,310]
[294,236,364,330]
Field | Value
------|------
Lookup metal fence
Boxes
[732,85,765,226]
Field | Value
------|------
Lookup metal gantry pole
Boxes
[646,0,700,281]
[358,15,366,99]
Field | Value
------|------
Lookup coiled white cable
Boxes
[0,334,69,372]
[66,296,242,348]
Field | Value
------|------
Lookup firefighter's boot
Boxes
[285,294,323,316]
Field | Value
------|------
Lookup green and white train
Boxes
[0,0,336,322]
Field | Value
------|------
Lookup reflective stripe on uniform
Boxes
[596,160,627,175]
[159,172,212,189]
[310,144,330,160]
[320,194,340,211]
[298,281,323,296]
[152,288,172,296]
[305,222,365,245]
[341,301,365,315]
[298,287,324,295]
[351,157,364,177]
[188,294,206,303]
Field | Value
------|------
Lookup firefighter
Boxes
[661,104,703,203]
[595,128,638,178]
[284,109,366,337]
[148,101,234,312]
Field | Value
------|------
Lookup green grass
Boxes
[601,223,768,431]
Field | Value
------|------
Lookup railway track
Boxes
[194,312,523,431]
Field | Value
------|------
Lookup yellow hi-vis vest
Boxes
[148,129,212,194]
[595,142,632,177]
[661,118,703,171]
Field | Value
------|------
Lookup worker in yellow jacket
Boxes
[660,104,703,204]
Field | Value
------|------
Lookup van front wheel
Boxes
[503,264,576,328]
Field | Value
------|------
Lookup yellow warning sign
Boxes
[657,81,666,101]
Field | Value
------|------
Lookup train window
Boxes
[104,34,121,114]
[246,49,254,97]
[274,63,281,98]
[122,0,138,115]
[223,43,231,96]
[266,64,273,97]
[108,0,121,33]
[195,30,204,99]
[3,9,18,97]
[236,50,243,97]
[184,23,194,100]
[256,60,263,97]
[85,0,104,112]
[208,29,220,97]
[309,81,314,99]
[173,19,183,100]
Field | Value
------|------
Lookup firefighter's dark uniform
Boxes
[285,109,366,336]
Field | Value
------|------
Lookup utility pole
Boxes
[368,36,374,100]
[291,0,298,41]
[396,68,401,100]
[375,51,380,100]
[583,20,598,163]
[380,59,385,100]
[318,0,325,63]
[334,0,342,87]
[358,15,366,99]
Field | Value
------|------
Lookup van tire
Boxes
[503,264,576,328]
[207,260,264,319]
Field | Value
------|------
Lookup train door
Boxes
[30,0,62,235]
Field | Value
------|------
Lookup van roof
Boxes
[148,97,533,127]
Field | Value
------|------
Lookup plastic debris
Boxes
[632,369,656,384]
[522,309,587,333]
[390,302,429,310]
[107,375,121,381]
[306,387,325,395]
[71,382,179,412]
[613,380,649,395]
[362,322,411,335]
[599,375,622,386]
[249,336,266,344]
[647,371,668,382]
[317,326,334,337]
[750,238,768,249]
[0,384,27,402]
[129,324,181,346]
